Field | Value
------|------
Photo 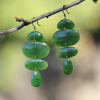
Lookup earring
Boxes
[22,22,50,87]
[52,6,80,75]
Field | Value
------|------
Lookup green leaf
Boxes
[93,0,98,3]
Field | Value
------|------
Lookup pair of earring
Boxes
[22,18,80,87]
[22,6,80,87]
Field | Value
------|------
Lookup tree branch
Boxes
[0,0,85,35]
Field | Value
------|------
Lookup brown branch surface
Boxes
[0,0,85,35]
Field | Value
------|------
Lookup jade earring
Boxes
[22,23,50,87]
[52,8,80,75]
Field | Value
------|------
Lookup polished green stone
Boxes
[27,31,43,42]
[57,19,75,29]
[57,47,78,58]
[63,58,73,75]
[22,42,50,59]
[52,29,80,47]
[25,59,48,70]
[31,71,42,87]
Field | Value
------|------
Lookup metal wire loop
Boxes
[66,9,70,14]
[32,17,41,32]
[32,22,36,32]
[62,5,70,19]
[33,17,41,26]
[37,20,41,26]
[62,5,66,19]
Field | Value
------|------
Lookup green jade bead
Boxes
[25,59,48,70]
[52,29,80,47]
[27,31,43,42]
[57,47,78,58]
[57,19,75,29]
[22,42,50,59]
[31,71,42,87]
[63,58,73,75]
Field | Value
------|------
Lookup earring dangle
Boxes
[22,22,50,87]
[52,6,80,75]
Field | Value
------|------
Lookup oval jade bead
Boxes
[57,47,78,58]
[52,29,80,47]
[63,58,73,75]
[25,59,48,70]
[31,71,42,87]
[57,19,75,29]
[22,42,50,59]
[27,31,43,42]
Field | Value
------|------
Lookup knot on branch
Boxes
[15,17,30,23]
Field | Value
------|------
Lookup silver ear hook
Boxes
[32,18,36,43]
[62,5,70,19]
[32,22,36,32]
[37,20,41,26]
[63,5,70,14]
[62,5,66,19]
[33,17,41,26]
[66,9,70,14]
[32,17,41,32]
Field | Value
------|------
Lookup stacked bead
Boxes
[52,19,80,75]
[22,31,50,87]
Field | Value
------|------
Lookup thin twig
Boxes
[0,0,85,35]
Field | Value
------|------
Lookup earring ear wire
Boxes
[32,22,36,32]
[62,5,70,19]
[62,5,66,19]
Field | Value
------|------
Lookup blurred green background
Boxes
[0,0,100,100]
